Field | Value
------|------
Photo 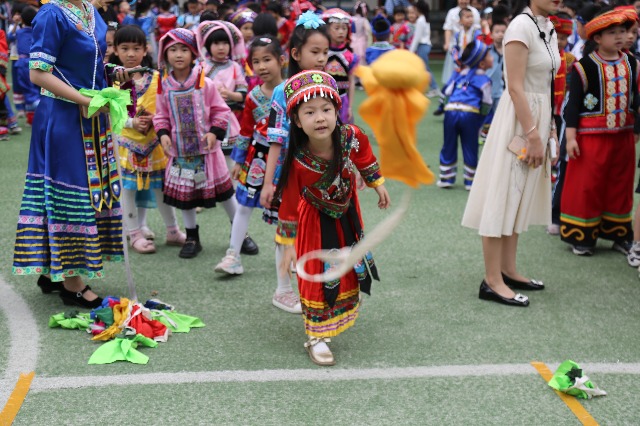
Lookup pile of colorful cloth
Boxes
[49,297,205,365]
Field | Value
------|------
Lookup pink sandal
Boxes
[130,230,156,254]
[165,225,186,246]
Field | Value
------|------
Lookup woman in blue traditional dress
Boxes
[12,0,124,308]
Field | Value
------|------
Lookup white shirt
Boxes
[443,6,481,33]
[409,15,431,52]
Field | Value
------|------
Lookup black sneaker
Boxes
[240,234,259,255]
[179,226,202,258]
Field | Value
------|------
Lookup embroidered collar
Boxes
[51,0,95,36]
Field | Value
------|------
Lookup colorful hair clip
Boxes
[296,11,325,29]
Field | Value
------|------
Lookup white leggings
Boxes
[121,188,177,233]
[181,197,237,230]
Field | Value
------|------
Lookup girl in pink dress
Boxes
[154,28,238,259]
[195,21,247,157]
[351,1,371,64]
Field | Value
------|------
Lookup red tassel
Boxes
[157,68,165,95]
[196,67,205,90]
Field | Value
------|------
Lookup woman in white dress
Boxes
[461,0,560,307]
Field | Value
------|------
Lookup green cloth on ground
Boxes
[48,312,92,330]
[548,360,607,399]
[151,311,205,333]
[88,334,158,365]
[79,87,132,133]
[93,307,115,327]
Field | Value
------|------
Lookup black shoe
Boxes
[37,275,64,294]
[59,285,103,309]
[612,241,633,255]
[179,226,202,258]
[502,273,544,291]
[479,280,529,307]
[433,104,445,116]
[240,234,259,255]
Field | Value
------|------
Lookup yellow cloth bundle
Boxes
[355,50,435,187]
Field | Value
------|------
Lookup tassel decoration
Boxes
[157,68,165,95]
[196,67,206,90]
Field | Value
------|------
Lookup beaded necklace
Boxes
[50,0,100,90]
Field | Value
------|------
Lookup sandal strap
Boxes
[304,337,331,348]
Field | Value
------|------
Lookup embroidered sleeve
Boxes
[266,85,289,145]
[275,162,301,245]
[152,91,172,135]
[231,96,255,164]
[349,125,385,188]
[564,64,585,129]
[234,62,248,93]
[29,7,65,73]
[206,79,231,133]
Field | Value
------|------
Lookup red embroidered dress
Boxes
[276,125,384,338]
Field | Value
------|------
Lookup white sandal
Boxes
[304,337,335,366]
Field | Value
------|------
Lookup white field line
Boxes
[29,362,640,392]
[0,274,39,407]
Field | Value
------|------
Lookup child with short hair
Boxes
[390,5,409,49]
[196,20,259,255]
[437,39,492,190]
[154,28,237,259]
[323,8,359,123]
[276,70,390,366]
[156,0,178,41]
[365,14,395,65]
[196,21,247,155]
[442,7,479,87]
[178,0,201,30]
[562,10,638,256]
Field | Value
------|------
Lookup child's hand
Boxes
[133,116,152,134]
[205,132,217,151]
[231,163,241,180]
[260,183,275,208]
[280,245,297,279]
[161,135,172,155]
[218,86,229,100]
[375,185,391,209]
[567,138,580,160]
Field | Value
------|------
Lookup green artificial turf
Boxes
[1,60,640,425]
[17,374,640,425]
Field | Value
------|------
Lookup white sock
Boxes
[138,207,148,228]
[182,209,197,229]
[275,244,292,294]
[221,197,237,222]
[230,204,252,252]
[121,189,139,232]
[152,188,178,228]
